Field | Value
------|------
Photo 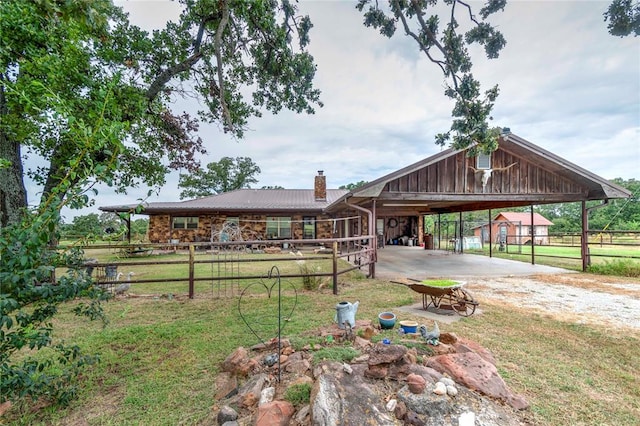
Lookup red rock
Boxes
[454,338,497,365]
[214,371,238,400]
[364,364,388,379]
[255,400,294,426]
[439,332,459,344]
[406,373,426,394]
[222,347,249,373]
[426,352,529,410]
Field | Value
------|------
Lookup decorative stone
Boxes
[259,387,275,405]
[214,372,238,400]
[433,381,447,395]
[368,343,407,365]
[446,385,458,397]
[294,404,310,424]
[440,377,455,387]
[255,400,294,426]
[386,398,397,412]
[405,411,426,426]
[217,405,238,425]
[407,373,427,394]
[394,400,407,420]
[438,332,459,345]
[285,359,311,375]
[459,411,476,426]
[222,347,249,373]
[426,352,529,410]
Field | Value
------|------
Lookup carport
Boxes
[326,131,631,275]
[374,246,571,280]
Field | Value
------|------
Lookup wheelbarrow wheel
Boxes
[450,288,477,317]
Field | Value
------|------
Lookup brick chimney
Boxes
[314,170,326,201]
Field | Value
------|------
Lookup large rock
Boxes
[255,400,294,426]
[426,352,529,410]
[221,347,258,377]
[367,343,407,365]
[454,337,497,365]
[311,361,395,426]
[215,372,238,400]
[397,382,524,426]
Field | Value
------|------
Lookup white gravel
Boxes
[469,276,640,330]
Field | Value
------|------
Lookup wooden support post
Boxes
[530,205,535,265]
[189,244,195,299]
[581,201,589,271]
[332,241,339,295]
[488,209,492,258]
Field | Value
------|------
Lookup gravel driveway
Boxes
[468,274,640,330]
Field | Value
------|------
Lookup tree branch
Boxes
[214,0,232,131]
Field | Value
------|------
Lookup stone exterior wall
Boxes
[146,213,343,244]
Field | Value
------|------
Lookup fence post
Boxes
[189,244,195,299]
[332,241,338,295]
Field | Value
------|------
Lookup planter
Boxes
[378,312,397,329]
[399,320,418,334]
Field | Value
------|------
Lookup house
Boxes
[100,131,630,256]
[473,212,554,246]
[101,171,355,244]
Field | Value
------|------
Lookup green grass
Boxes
[466,244,640,275]
[7,251,640,425]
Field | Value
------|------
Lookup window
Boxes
[172,216,198,229]
[266,217,291,238]
[303,216,316,239]
[476,153,491,170]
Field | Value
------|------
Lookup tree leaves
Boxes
[178,156,261,199]
[356,0,506,154]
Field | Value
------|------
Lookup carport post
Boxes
[530,205,535,265]
[488,209,493,258]
[459,212,463,254]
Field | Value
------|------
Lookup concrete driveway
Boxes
[374,246,572,280]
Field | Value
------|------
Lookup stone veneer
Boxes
[147,213,344,244]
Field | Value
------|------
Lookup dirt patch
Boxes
[468,273,640,331]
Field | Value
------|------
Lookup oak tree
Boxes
[178,156,261,199]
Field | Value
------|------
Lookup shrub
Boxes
[284,382,312,406]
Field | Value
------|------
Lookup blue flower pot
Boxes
[378,312,397,329]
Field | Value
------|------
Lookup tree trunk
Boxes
[0,81,28,228]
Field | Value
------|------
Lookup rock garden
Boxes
[214,319,529,426]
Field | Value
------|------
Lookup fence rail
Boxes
[461,229,640,268]
[69,236,376,298]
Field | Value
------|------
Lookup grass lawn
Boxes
[4,266,640,425]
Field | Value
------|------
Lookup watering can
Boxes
[335,300,359,329]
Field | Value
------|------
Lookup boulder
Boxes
[311,361,395,426]
[426,352,529,410]
[255,400,294,426]
[407,374,427,394]
[214,372,238,400]
[216,405,238,425]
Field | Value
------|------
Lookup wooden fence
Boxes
[74,236,376,298]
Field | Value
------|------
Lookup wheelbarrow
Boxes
[392,278,478,317]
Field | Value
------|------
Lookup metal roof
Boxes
[99,189,349,215]
[495,212,554,226]
[326,132,631,215]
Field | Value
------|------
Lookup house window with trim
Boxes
[172,216,199,229]
[303,216,316,239]
[266,217,291,238]
[476,153,491,170]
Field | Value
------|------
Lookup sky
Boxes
[41,0,639,221]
